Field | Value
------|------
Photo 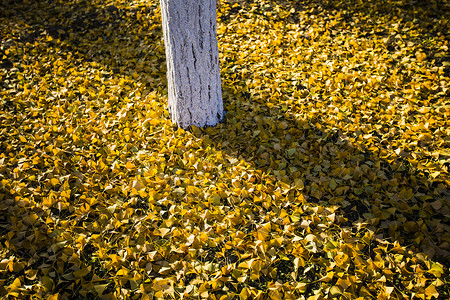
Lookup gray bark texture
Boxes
[160,0,224,129]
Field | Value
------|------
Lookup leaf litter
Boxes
[0,0,449,299]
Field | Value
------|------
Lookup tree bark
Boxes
[160,0,224,129]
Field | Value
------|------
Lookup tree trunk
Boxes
[159,0,224,129]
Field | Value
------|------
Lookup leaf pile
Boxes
[0,0,449,299]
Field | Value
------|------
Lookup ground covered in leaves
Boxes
[1,0,449,299]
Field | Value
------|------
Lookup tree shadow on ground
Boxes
[212,85,450,265]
